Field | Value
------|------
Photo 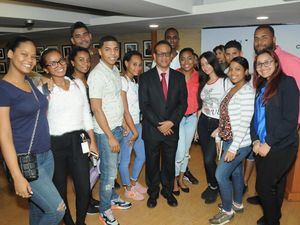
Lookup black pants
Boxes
[144,139,178,199]
[51,131,90,225]
[198,113,219,188]
[255,145,298,225]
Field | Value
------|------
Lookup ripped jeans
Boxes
[29,150,65,225]
[96,126,123,213]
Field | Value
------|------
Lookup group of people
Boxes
[0,21,299,225]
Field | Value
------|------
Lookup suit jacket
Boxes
[250,75,299,152]
[139,67,187,141]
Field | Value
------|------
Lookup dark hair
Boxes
[6,36,35,52]
[224,40,242,51]
[164,27,179,39]
[213,45,225,54]
[40,48,61,68]
[153,40,172,53]
[179,48,194,58]
[66,46,90,79]
[253,49,283,103]
[98,35,118,49]
[255,24,275,37]
[230,56,251,82]
[70,21,89,37]
[199,51,226,89]
[122,50,142,71]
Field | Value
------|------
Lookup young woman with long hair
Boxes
[251,49,299,225]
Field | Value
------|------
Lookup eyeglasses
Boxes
[155,52,172,58]
[46,58,67,68]
[256,59,274,69]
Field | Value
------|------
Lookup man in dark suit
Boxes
[139,40,187,208]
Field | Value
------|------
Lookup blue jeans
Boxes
[96,126,123,213]
[215,141,251,212]
[119,123,145,186]
[175,114,198,176]
[29,150,65,225]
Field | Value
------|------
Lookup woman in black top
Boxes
[251,49,299,225]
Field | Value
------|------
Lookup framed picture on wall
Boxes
[0,62,7,74]
[36,46,44,58]
[143,40,152,58]
[0,48,5,60]
[115,60,122,73]
[46,45,58,50]
[62,45,72,58]
[143,60,152,72]
[124,42,138,54]
[93,43,100,49]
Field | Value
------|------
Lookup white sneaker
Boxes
[99,209,119,225]
[125,188,144,201]
[111,196,132,210]
[132,182,147,194]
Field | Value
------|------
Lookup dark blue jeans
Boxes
[215,141,251,212]
[29,150,65,225]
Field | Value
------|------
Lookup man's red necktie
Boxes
[161,72,168,100]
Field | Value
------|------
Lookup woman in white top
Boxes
[209,56,255,225]
[40,48,97,225]
[198,51,231,204]
[119,51,147,201]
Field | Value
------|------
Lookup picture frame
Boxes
[143,40,152,58]
[115,60,122,73]
[0,48,5,60]
[143,60,152,72]
[0,62,7,74]
[62,45,72,58]
[46,45,58,50]
[93,43,100,49]
[124,42,138,54]
[36,46,44,58]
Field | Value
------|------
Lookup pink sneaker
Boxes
[132,182,147,194]
[124,188,144,201]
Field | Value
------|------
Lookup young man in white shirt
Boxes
[88,36,131,225]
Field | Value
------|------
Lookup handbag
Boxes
[17,80,40,182]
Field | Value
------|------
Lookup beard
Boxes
[254,42,275,54]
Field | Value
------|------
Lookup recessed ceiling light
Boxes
[149,24,159,28]
[256,16,269,20]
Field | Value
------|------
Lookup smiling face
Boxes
[179,50,194,73]
[71,51,91,75]
[8,41,36,74]
[98,41,119,69]
[200,57,214,76]
[43,51,67,78]
[125,55,142,77]
[228,61,247,85]
[153,43,172,70]
[255,52,276,80]
[71,27,92,49]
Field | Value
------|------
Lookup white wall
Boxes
[201,24,300,72]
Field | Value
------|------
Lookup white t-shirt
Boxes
[200,78,232,119]
[87,60,124,134]
[121,76,140,124]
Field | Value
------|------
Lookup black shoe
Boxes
[86,203,98,215]
[90,197,99,208]
[114,180,121,189]
[257,216,266,225]
[201,186,218,204]
[147,197,157,208]
[243,184,248,195]
[180,186,189,193]
[247,195,261,205]
[183,170,199,185]
[161,190,178,207]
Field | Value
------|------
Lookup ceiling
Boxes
[0,0,300,42]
